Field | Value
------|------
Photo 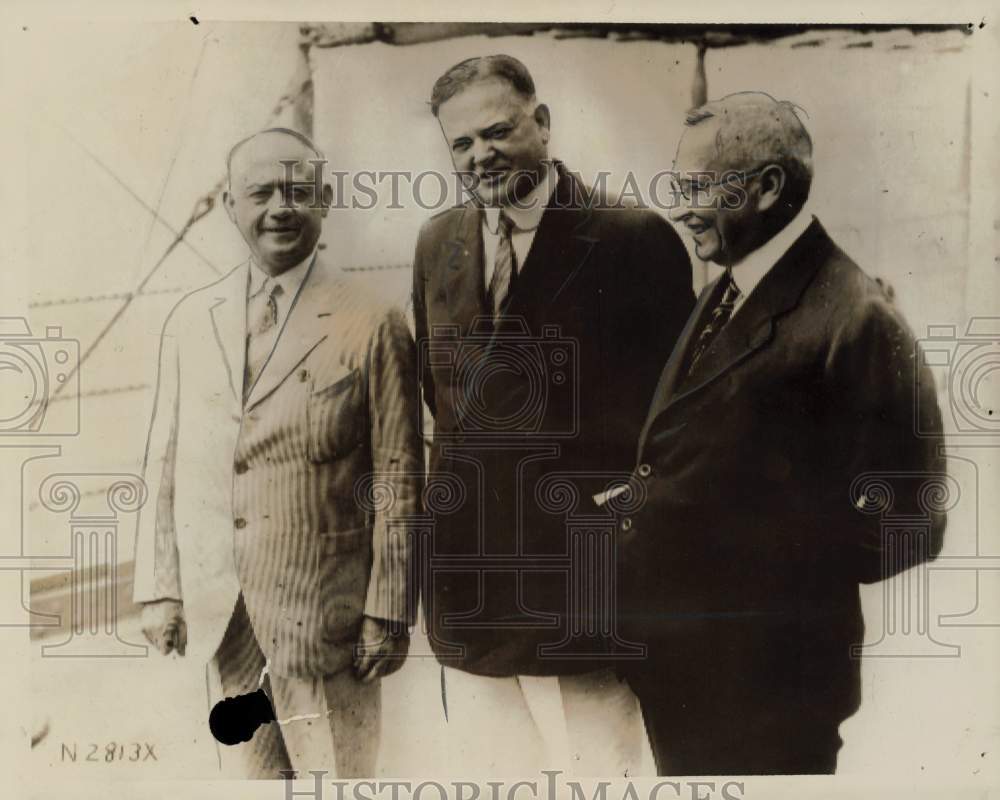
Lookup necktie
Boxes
[244,278,283,398]
[488,211,517,319]
[686,271,742,377]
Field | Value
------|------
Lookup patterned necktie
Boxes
[244,278,283,398]
[488,211,517,319]
[686,270,742,377]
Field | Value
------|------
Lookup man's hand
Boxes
[353,615,410,683]
[140,599,187,656]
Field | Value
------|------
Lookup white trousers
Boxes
[206,596,380,779]
[441,666,653,778]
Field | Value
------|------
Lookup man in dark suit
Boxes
[411,55,694,774]
[623,92,948,774]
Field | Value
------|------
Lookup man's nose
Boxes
[471,138,495,169]
[267,188,294,217]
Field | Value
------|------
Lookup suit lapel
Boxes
[444,205,489,337]
[502,166,597,325]
[208,262,251,405]
[639,219,831,452]
[637,277,726,449]
[244,255,334,411]
[678,282,776,395]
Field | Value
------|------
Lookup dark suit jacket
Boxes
[412,164,695,675]
[623,218,947,726]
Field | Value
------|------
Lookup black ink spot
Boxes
[209,689,275,745]
[190,16,199,25]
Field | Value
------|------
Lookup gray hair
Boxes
[685,92,813,213]
[430,54,536,116]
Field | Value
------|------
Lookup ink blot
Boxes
[209,689,275,745]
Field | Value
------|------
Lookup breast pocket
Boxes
[306,367,367,463]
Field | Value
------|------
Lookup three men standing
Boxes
[134,67,947,780]
[134,129,422,778]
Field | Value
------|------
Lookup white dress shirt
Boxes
[729,207,814,318]
[482,161,558,284]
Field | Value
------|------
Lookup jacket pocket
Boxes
[306,368,366,463]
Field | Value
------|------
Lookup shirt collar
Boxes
[248,246,317,300]
[483,160,558,235]
[729,206,814,300]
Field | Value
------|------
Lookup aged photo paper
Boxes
[2,1,998,799]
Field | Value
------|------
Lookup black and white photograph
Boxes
[4,3,999,798]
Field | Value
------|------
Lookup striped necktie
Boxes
[244,278,283,398]
[488,211,517,319]
[686,270,742,377]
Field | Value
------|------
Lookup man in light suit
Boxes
[133,128,423,778]
[622,93,947,774]
[412,55,694,775]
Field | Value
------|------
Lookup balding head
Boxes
[222,128,331,275]
[226,127,324,190]
[668,92,814,266]
[683,92,813,214]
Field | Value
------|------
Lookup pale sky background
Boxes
[4,22,986,489]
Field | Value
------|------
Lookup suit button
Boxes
[637,463,652,478]
[621,518,633,532]
[234,461,248,475]
[234,517,247,530]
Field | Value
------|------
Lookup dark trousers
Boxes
[634,685,844,775]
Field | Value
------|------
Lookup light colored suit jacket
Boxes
[133,254,423,678]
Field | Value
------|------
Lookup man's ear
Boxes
[755,164,786,214]
[222,189,237,225]
[320,183,334,218]
[534,103,551,144]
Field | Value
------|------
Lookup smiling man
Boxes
[133,128,423,778]
[622,92,948,774]
[411,55,694,776]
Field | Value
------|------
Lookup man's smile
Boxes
[260,224,301,239]
[478,168,510,186]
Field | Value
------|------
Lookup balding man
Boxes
[622,93,947,773]
[133,128,422,778]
